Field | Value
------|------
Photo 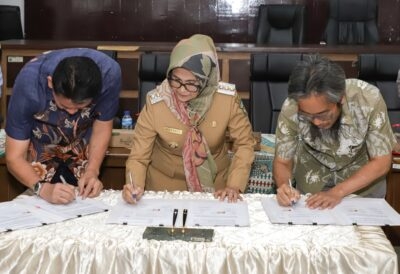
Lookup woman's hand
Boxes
[214,186,242,203]
[122,183,144,204]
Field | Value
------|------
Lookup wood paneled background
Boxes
[25,0,400,44]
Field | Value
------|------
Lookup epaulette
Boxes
[217,82,236,96]
[148,90,163,104]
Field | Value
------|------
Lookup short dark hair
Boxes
[288,55,346,103]
[52,56,102,103]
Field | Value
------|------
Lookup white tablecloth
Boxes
[0,190,397,274]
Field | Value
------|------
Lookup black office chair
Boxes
[98,50,117,60]
[0,5,23,41]
[250,53,304,133]
[358,54,400,125]
[255,4,306,45]
[138,53,170,111]
[323,0,379,45]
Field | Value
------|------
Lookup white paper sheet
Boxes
[261,196,400,226]
[106,198,250,227]
[14,195,110,222]
[0,202,46,231]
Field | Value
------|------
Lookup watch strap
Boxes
[33,181,45,196]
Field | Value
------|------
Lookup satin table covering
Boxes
[0,190,397,274]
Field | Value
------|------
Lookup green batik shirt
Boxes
[275,79,397,197]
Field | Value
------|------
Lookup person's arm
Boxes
[306,154,392,209]
[123,98,157,204]
[273,156,300,206]
[5,136,75,204]
[214,93,255,202]
[78,119,113,198]
[273,99,301,206]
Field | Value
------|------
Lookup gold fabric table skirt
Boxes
[0,190,397,274]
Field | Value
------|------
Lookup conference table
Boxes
[0,190,397,274]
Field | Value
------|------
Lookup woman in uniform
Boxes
[122,34,255,204]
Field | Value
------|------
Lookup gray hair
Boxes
[288,55,346,103]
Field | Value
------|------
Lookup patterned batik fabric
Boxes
[275,79,397,197]
[28,100,100,183]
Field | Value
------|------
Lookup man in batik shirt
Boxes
[274,55,397,209]
[5,48,121,204]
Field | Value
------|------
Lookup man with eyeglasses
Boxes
[273,55,397,209]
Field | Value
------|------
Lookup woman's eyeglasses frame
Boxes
[167,77,201,93]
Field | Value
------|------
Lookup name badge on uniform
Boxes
[163,127,183,135]
[217,82,236,96]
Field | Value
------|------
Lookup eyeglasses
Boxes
[168,77,201,93]
[298,110,333,122]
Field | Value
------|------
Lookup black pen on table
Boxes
[182,209,188,233]
[129,172,137,200]
[172,208,178,233]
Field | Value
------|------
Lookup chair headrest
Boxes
[267,5,300,29]
[139,53,170,81]
[251,53,303,81]
[329,0,377,21]
[358,54,400,81]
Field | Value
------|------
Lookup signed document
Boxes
[0,196,110,232]
[0,202,47,232]
[262,196,400,226]
[15,195,110,222]
[106,198,250,227]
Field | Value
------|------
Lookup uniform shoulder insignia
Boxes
[148,90,163,104]
[217,81,236,96]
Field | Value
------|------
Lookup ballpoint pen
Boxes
[288,179,296,206]
[60,175,79,197]
[182,209,188,233]
[171,208,178,234]
[129,172,137,200]
[60,175,67,185]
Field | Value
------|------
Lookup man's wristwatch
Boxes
[32,181,45,196]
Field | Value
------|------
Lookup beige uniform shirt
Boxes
[126,88,255,192]
[275,79,397,197]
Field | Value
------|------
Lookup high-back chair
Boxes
[98,50,117,60]
[323,0,379,45]
[358,54,400,125]
[138,53,170,111]
[250,53,304,133]
[255,4,306,45]
[0,5,23,40]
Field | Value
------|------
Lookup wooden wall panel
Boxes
[24,0,400,44]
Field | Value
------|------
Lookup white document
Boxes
[262,197,337,225]
[0,202,47,232]
[261,196,400,226]
[15,195,110,222]
[106,198,250,227]
[334,198,400,226]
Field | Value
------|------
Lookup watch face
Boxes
[33,182,41,194]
